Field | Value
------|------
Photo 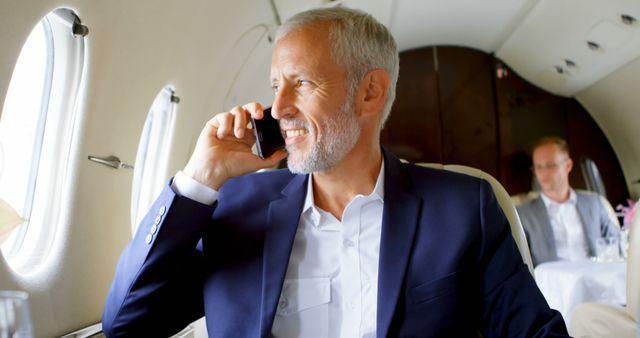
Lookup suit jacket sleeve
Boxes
[477,181,567,337]
[102,182,215,337]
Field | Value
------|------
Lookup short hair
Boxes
[275,7,399,127]
[532,136,570,157]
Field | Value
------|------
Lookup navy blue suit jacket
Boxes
[103,150,567,337]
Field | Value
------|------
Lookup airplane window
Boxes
[130,87,177,235]
[0,9,86,269]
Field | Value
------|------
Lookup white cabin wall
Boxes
[577,55,640,199]
[0,0,276,336]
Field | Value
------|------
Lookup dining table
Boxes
[533,259,627,325]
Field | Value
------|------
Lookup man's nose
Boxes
[271,86,297,119]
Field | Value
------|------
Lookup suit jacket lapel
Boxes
[259,174,308,337]
[575,193,597,255]
[377,149,422,338]
[532,197,558,258]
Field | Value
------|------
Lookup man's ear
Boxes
[358,68,390,118]
[566,158,573,173]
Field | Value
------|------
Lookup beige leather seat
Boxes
[569,202,639,338]
[415,163,535,275]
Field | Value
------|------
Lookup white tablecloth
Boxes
[534,260,626,324]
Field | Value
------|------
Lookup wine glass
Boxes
[0,291,33,338]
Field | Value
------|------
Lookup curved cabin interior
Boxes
[0,0,638,336]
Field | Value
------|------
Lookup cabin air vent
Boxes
[587,41,601,51]
[564,59,576,68]
[621,14,637,26]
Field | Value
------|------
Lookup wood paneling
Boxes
[382,48,441,163]
[382,46,629,205]
[437,47,498,177]
[493,60,567,195]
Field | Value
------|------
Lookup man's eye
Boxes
[271,84,279,92]
[297,80,309,86]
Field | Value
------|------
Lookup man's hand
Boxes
[183,103,288,190]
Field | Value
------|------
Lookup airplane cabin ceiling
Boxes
[274,0,640,97]
[387,0,538,54]
[388,0,640,97]
[497,0,640,97]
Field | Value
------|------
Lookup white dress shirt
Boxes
[172,164,384,338]
[540,190,589,261]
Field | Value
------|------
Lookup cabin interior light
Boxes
[554,66,565,74]
[564,59,576,68]
[620,14,636,26]
[495,62,508,79]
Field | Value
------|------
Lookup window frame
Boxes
[0,8,87,271]
[130,87,177,235]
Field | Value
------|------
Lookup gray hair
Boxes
[275,7,399,126]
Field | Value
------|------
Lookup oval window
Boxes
[130,87,177,234]
[0,9,87,270]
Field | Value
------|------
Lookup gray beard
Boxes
[286,96,360,174]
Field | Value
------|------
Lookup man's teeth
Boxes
[285,129,307,138]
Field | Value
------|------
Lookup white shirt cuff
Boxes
[172,170,219,205]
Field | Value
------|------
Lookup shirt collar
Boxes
[301,160,385,224]
[541,188,577,208]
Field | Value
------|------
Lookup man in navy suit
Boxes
[103,7,568,337]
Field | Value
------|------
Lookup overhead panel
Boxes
[389,0,537,53]
[496,0,640,97]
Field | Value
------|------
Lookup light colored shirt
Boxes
[172,164,384,338]
[540,190,589,261]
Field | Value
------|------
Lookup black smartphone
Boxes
[250,107,285,159]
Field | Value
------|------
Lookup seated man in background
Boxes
[517,137,620,266]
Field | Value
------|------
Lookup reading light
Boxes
[495,62,508,79]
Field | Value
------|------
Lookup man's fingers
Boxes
[205,102,269,145]
[242,102,264,119]
[216,113,233,139]
[203,116,218,136]
[229,106,246,139]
